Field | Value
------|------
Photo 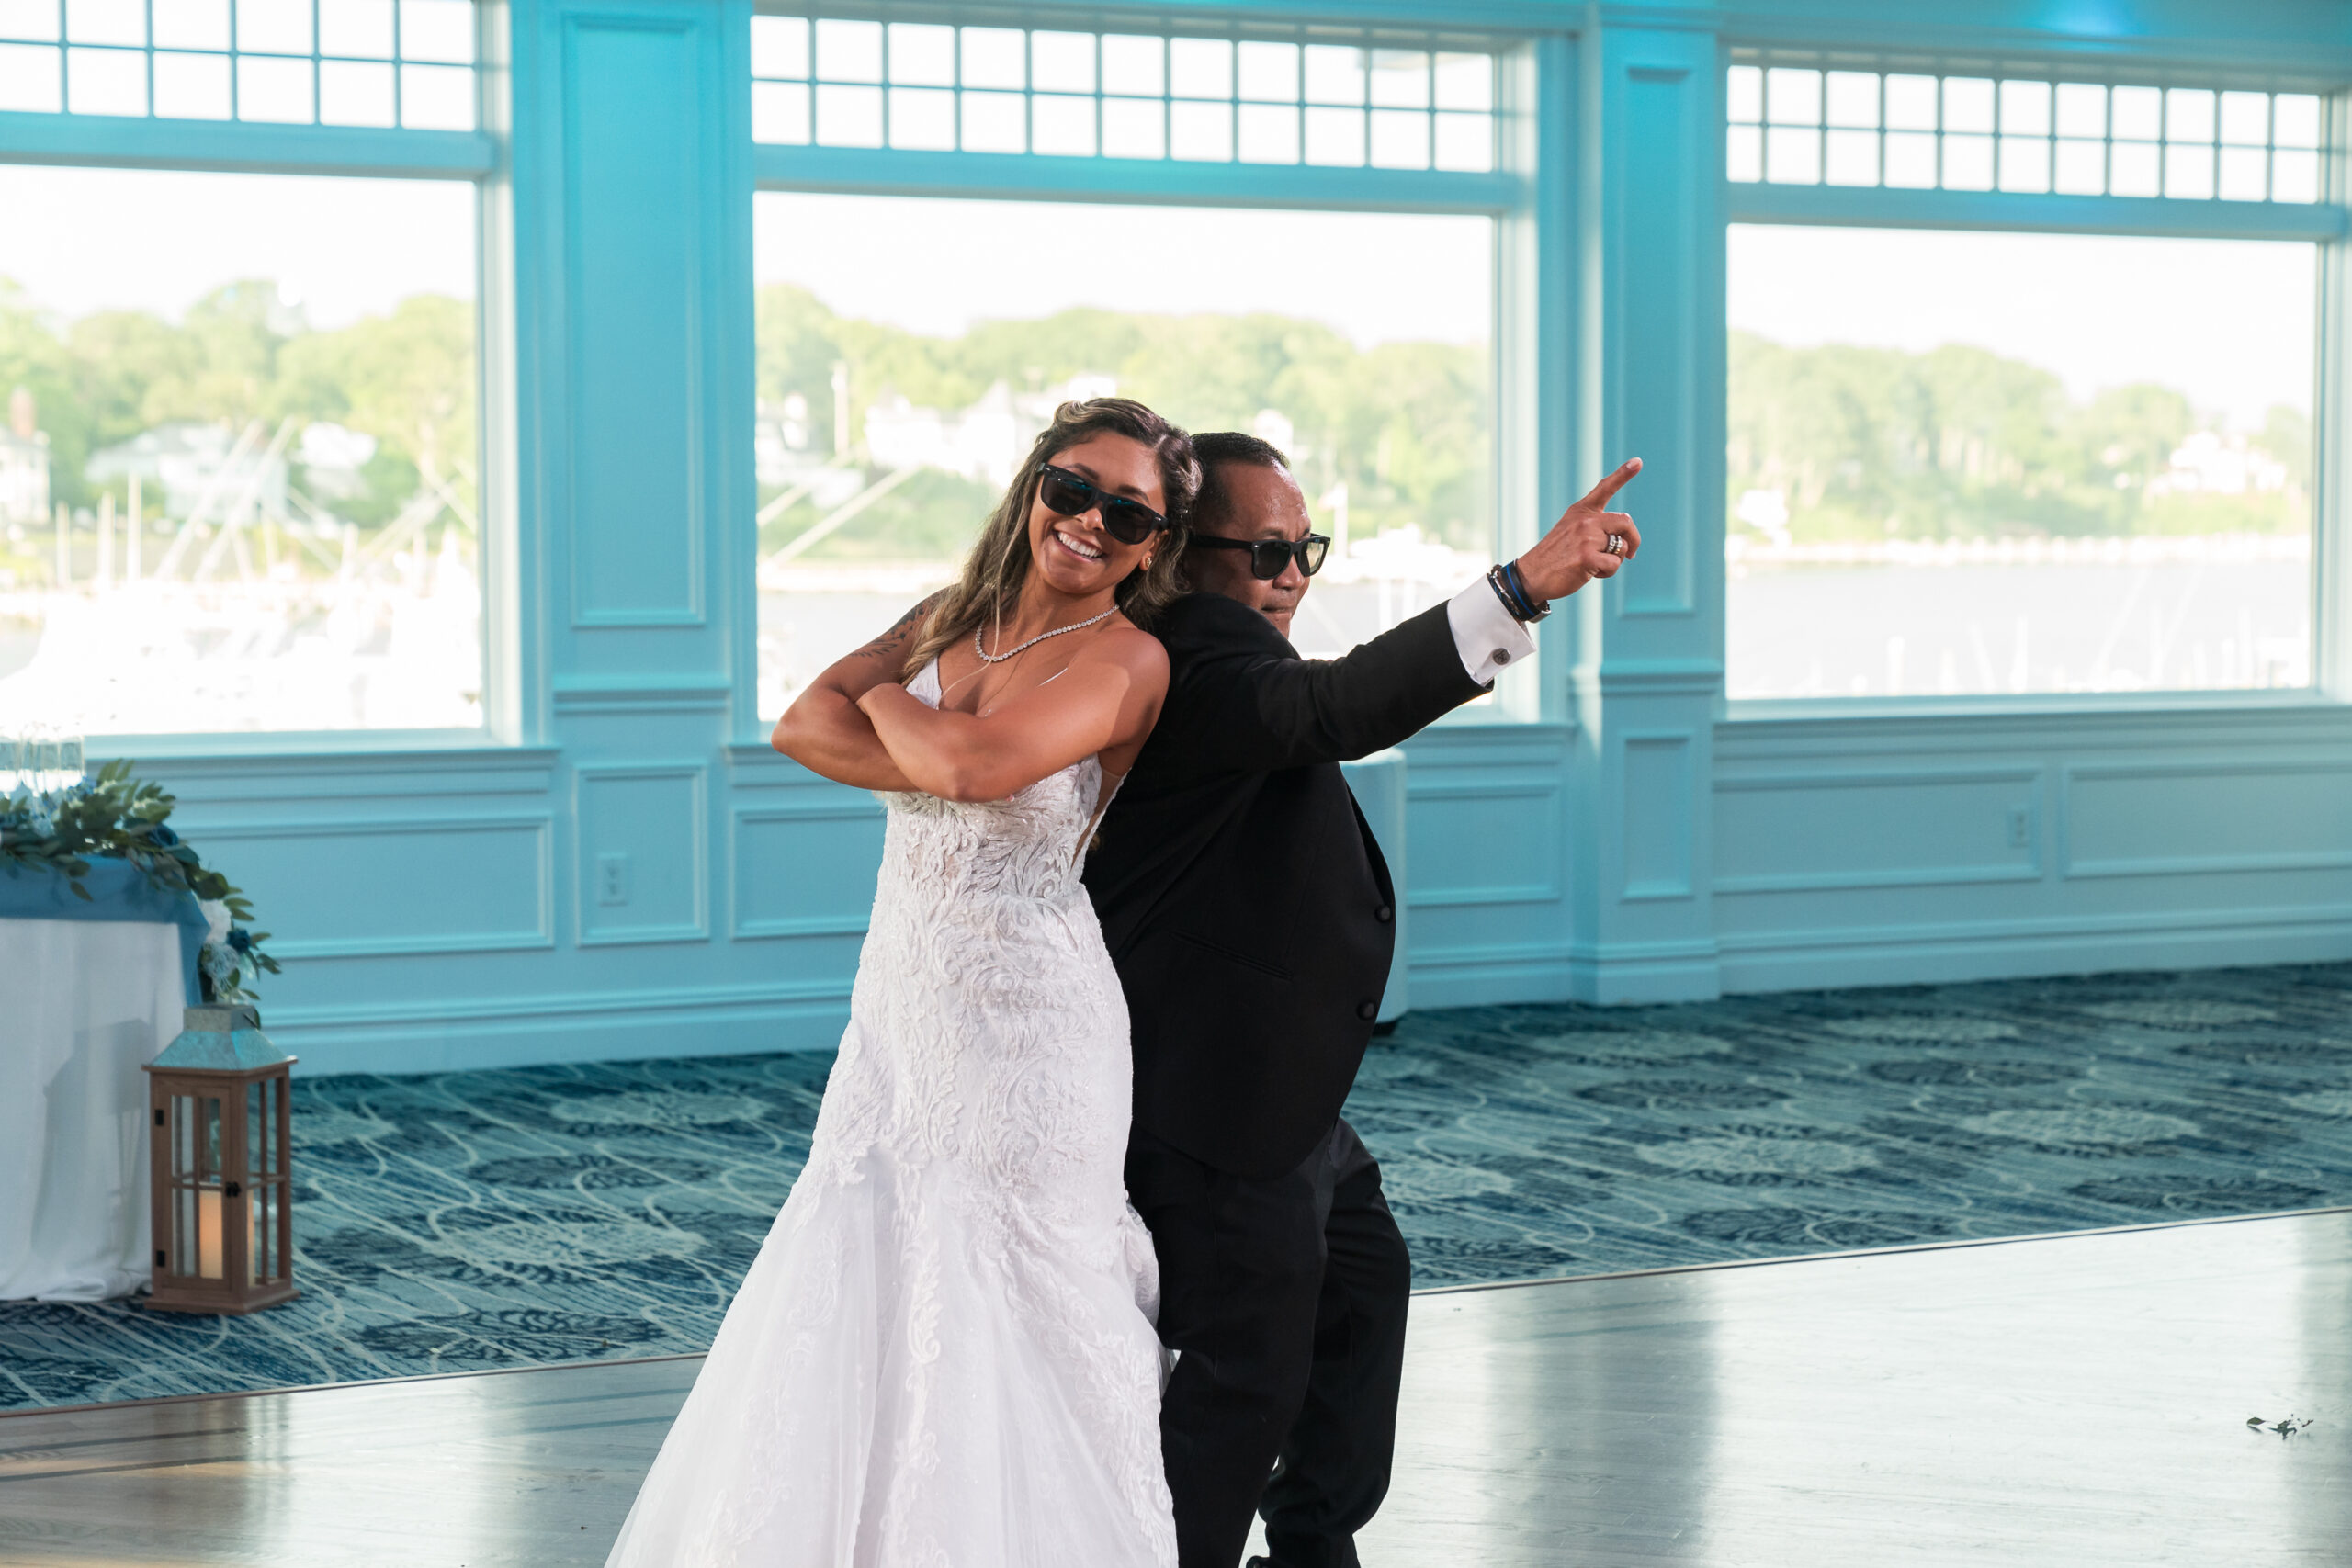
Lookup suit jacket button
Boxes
[1357,999,1378,1021]
[1374,904,1394,923]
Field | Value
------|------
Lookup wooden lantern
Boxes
[142,1003,300,1314]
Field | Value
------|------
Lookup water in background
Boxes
[4,536,2308,733]
[759,534,2313,717]
[0,533,481,735]
[1729,537,2310,699]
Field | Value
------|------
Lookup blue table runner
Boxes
[0,859,209,1005]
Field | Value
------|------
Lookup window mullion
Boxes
[1724,55,2334,706]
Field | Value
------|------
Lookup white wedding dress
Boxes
[605,658,1176,1568]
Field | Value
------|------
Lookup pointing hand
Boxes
[1510,458,1643,607]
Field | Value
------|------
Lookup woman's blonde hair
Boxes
[901,398,1201,680]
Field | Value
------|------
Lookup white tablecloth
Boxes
[0,919,186,1301]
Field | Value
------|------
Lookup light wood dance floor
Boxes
[4,1209,2345,1566]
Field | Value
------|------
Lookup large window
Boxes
[0,164,481,734]
[752,193,1492,712]
[1724,60,2334,703]
[1727,226,2315,699]
[748,12,1524,719]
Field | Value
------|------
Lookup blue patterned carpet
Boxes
[4,961,2349,1410]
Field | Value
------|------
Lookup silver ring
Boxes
[1604,533,1626,557]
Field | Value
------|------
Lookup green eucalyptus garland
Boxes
[0,760,280,1001]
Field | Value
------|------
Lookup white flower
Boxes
[199,898,233,946]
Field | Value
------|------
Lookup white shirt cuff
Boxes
[1446,576,1536,687]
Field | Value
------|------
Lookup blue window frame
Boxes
[747,5,1555,723]
[0,0,482,135]
[752,12,1497,174]
[1729,63,2327,209]
[1721,47,2349,711]
[0,0,503,744]
[750,7,1526,213]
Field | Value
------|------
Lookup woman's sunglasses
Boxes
[1036,464,1169,547]
[1188,533,1331,581]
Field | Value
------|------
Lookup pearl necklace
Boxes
[973,607,1117,664]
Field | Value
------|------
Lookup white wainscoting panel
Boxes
[190,816,555,960]
[2064,759,2352,879]
[1407,781,1566,909]
[1716,767,2045,895]
[732,794,888,941]
[1622,732,1698,900]
[575,763,710,945]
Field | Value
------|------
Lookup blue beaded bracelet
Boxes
[1501,559,1550,622]
[1487,563,1536,623]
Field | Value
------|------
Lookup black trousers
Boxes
[1125,1118,1412,1568]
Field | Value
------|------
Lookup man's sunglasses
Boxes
[1036,464,1169,547]
[1188,533,1331,581]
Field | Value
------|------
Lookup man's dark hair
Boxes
[1189,431,1293,534]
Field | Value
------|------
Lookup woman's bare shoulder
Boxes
[1085,620,1170,683]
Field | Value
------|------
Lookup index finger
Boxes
[1577,457,1643,509]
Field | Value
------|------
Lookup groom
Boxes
[1084,434,1641,1568]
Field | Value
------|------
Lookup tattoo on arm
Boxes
[854,592,943,663]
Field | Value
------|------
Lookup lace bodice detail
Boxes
[871,657,1105,907]
[811,655,1124,1197]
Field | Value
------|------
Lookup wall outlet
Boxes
[2006,807,2032,850]
[596,852,631,907]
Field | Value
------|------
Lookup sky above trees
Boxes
[1728,225,2315,435]
[1728,330,2308,543]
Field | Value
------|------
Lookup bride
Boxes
[604,398,1200,1568]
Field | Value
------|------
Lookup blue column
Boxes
[508,0,758,981]
[1566,19,1725,1003]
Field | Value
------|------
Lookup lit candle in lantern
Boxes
[197,1187,224,1280]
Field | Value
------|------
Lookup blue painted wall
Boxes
[15,0,2347,1076]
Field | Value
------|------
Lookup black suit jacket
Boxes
[1082,591,1488,1178]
